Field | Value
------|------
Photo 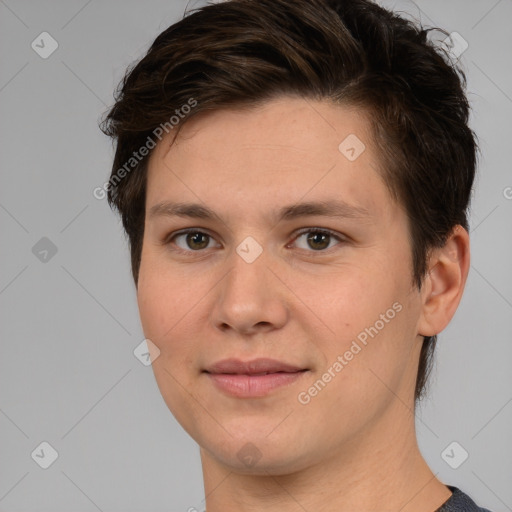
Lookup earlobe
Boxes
[417,226,470,337]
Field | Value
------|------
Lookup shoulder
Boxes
[436,486,494,512]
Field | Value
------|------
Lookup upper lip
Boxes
[204,358,307,375]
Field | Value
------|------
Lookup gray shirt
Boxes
[436,486,493,512]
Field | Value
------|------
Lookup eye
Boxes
[289,228,344,252]
[169,229,219,253]
[164,227,345,255]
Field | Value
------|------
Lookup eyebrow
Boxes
[148,199,370,223]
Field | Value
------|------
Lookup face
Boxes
[137,96,425,474]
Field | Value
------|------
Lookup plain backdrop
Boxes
[1,1,511,511]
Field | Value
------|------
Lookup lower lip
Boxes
[205,371,307,398]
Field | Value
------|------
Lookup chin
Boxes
[198,430,318,475]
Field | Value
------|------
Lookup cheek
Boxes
[299,296,418,440]
[137,252,199,345]
[137,274,172,345]
[304,260,417,381]
[300,264,396,337]
[137,259,204,428]
[136,254,214,382]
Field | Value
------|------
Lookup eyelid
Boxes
[163,228,221,251]
[164,226,346,254]
[291,227,345,241]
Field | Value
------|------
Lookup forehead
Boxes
[145,96,393,221]
[152,96,372,164]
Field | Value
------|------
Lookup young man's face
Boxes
[137,96,427,473]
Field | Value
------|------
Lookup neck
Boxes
[200,401,451,512]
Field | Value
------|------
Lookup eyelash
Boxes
[163,227,346,256]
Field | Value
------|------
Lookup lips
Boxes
[205,358,306,375]
[204,358,308,398]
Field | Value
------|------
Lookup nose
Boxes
[211,245,289,336]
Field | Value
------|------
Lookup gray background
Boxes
[0,0,511,511]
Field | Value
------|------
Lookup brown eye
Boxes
[184,232,210,250]
[166,227,344,256]
[305,232,331,251]
[292,228,343,252]
[168,230,217,252]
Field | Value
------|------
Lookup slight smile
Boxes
[203,358,310,398]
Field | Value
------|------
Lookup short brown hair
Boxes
[100,0,478,401]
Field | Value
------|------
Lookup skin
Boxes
[137,96,470,512]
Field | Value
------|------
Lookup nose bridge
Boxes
[225,238,271,304]
[212,237,288,333]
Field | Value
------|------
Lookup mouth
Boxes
[203,358,309,398]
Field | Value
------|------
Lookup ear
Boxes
[417,225,470,337]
